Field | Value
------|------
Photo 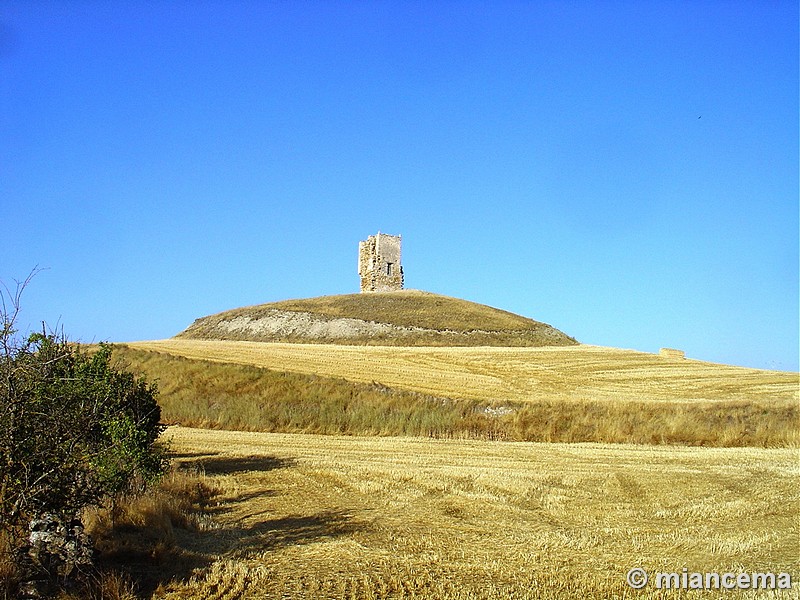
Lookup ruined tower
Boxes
[358,232,403,292]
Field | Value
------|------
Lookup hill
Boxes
[130,339,799,406]
[124,340,799,446]
[177,290,578,347]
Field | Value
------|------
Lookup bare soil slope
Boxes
[177,290,577,347]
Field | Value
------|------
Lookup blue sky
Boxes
[1,1,797,371]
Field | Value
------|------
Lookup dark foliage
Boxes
[0,272,167,595]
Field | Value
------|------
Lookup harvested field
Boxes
[129,339,799,405]
[150,427,799,599]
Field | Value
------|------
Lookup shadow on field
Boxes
[97,545,212,600]
[96,451,307,598]
[169,451,219,460]
[175,452,297,474]
[225,510,363,557]
[222,489,282,510]
[99,449,369,598]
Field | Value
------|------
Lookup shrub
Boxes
[0,272,168,593]
[0,335,167,532]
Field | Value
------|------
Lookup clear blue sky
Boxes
[2,1,797,371]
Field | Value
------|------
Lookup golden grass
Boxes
[86,469,220,560]
[111,345,799,447]
[79,467,222,599]
[128,339,799,405]
[56,572,138,600]
[149,426,799,599]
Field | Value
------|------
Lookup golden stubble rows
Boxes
[130,339,799,405]
[157,427,799,599]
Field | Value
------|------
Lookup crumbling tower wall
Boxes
[359,232,403,292]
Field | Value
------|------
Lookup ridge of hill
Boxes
[177,290,578,347]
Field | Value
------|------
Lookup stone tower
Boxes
[358,232,403,292]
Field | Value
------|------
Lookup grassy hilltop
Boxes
[177,290,578,347]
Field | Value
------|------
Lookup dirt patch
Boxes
[180,309,574,347]
[214,310,405,340]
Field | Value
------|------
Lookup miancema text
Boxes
[655,569,791,590]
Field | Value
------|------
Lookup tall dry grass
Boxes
[0,467,221,600]
[77,466,220,599]
[56,571,138,600]
[85,466,220,563]
[114,346,799,447]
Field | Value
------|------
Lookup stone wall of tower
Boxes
[358,233,404,292]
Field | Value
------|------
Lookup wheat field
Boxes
[151,426,798,599]
[130,339,798,405]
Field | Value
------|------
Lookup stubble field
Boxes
[114,339,798,598]
[130,339,799,405]
[152,427,798,599]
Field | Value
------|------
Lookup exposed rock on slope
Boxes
[177,290,577,347]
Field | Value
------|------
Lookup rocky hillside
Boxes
[177,290,577,347]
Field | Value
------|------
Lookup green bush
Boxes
[0,277,167,540]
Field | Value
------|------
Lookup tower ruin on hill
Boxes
[358,232,403,292]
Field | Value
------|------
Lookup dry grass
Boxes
[8,427,796,598]
[178,291,578,347]
[0,468,221,600]
[75,468,222,599]
[149,426,799,599]
[86,470,219,560]
[56,571,139,600]
[187,291,550,333]
[129,339,798,405]
[120,341,799,447]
